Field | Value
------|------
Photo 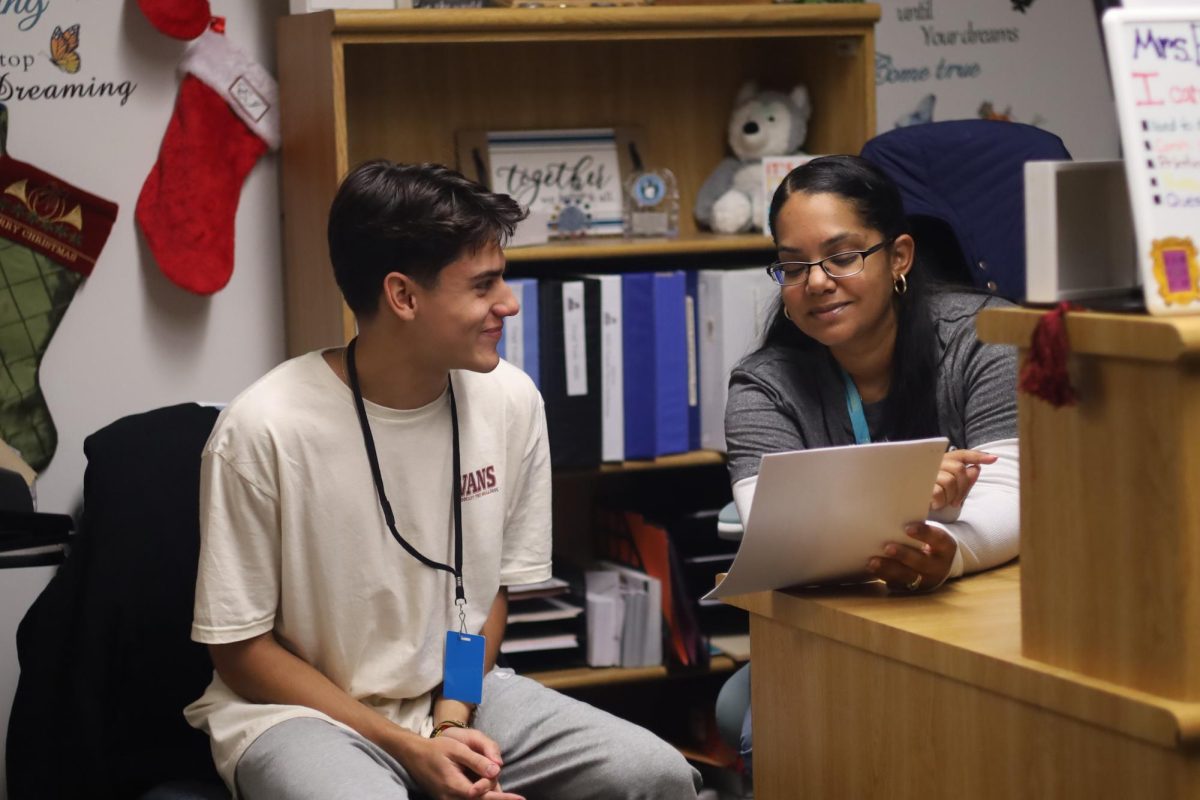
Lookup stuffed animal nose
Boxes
[743,121,760,135]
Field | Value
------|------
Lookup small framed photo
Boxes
[457,128,640,239]
[762,154,818,235]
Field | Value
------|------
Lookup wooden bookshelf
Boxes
[527,653,741,691]
[507,232,773,263]
[587,450,727,474]
[277,4,879,355]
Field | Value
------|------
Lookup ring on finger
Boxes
[906,573,924,592]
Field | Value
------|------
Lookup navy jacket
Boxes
[861,119,1071,301]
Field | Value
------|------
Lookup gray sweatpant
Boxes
[236,669,702,799]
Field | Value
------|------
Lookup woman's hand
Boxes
[931,449,997,511]
[391,727,523,800]
[866,523,957,592]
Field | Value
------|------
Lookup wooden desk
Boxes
[726,564,1200,799]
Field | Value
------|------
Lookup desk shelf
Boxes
[725,564,1200,798]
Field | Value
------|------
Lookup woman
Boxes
[716,154,1019,773]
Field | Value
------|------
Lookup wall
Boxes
[1,0,288,517]
[875,0,1120,158]
[0,2,287,795]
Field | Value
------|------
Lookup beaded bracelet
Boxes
[430,719,469,739]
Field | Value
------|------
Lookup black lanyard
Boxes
[346,338,465,607]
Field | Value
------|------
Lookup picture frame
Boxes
[761,154,818,235]
[457,127,641,239]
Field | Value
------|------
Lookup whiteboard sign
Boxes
[1103,8,1200,315]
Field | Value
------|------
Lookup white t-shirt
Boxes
[184,352,553,789]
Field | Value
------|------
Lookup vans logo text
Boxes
[460,465,498,500]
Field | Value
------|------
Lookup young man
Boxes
[185,161,701,800]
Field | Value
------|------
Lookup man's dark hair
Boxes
[327,161,527,317]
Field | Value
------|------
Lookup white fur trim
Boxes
[181,30,280,150]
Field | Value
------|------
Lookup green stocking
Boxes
[0,104,117,471]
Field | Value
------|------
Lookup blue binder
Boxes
[622,271,689,459]
[497,277,540,389]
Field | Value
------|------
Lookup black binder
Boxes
[538,276,602,468]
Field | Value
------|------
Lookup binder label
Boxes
[562,281,588,397]
[685,295,698,408]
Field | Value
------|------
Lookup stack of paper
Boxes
[705,438,948,599]
[501,578,583,664]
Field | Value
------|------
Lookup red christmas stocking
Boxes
[136,28,278,295]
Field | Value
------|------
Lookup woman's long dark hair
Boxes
[761,155,940,441]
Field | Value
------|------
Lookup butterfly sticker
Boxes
[895,94,935,129]
[49,24,81,74]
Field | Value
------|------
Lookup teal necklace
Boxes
[840,367,872,445]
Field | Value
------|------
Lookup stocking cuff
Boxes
[0,152,119,277]
[181,30,280,150]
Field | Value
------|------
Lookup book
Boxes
[538,277,602,467]
[638,513,707,669]
[601,510,708,668]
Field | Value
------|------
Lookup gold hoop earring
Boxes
[784,306,792,321]
[894,274,908,296]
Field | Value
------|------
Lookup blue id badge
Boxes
[443,631,485,705]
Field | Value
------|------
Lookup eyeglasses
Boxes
[766,238,894,287]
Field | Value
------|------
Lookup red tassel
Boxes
[1019,301,1081,408]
